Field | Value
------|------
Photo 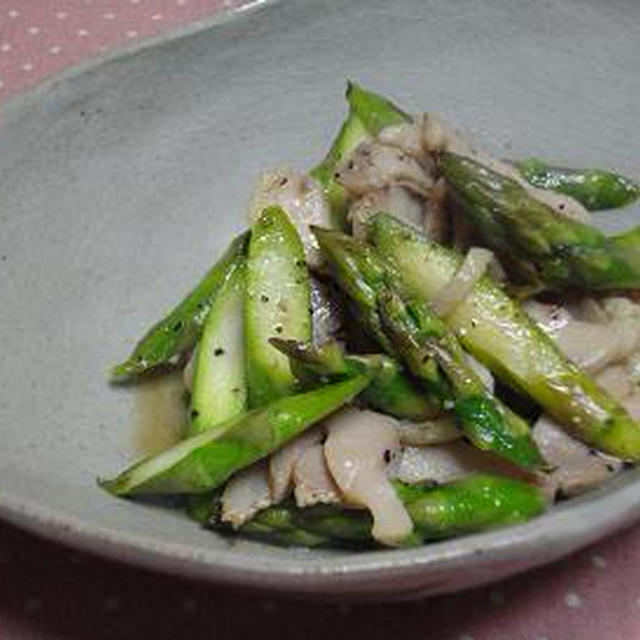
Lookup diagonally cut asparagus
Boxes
[367,212,640,460]
[100,373,372,496]
[440,152,640,291]
[270,337,440,421]
[110,232,248,381]
[516,157,639,211]
[188,258,247,436]
[245,205,312,408]
[378,291,547,470]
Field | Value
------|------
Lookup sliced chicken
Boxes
[432,247,496,318]
[268,427,323,502]
[395,415,461,446]
[324,409,413,545]
[310,277,344,346]
[293,444,341,507]
[524,300,640,374]
[595,365,634,400]
[349,186,424,240]
[182,347,196,394]
[335,141,433,198]
[417,113,591,223]
[622,391,640,420]
[249,168,330,268]
[377,120,424,159]
[221,460,272,529]
[387,441,534,486]
[422,177,449,243]
[532,415,622,498]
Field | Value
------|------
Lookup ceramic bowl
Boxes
[1,0,639,600]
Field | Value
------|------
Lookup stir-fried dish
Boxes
[102,84,640,549]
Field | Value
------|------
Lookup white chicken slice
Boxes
[377,120,425,159]
[293,444,342,507]
[524,300,640,374]
[422,177,449,243]
[418,113,591,223]
[395,415,461,446]
[532,415,622,498]
[182,347,196,394]
[221,460,272,529]
[387,441,534,485]
[348,186,424,240]
[268,427,323,503]
[248,168,330,268]
[335,141,433,198]
[324,409,413,545]
[622,391,640,420]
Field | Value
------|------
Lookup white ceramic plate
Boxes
[1,0,639,600]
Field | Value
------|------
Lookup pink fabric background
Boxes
[1,2,639,639]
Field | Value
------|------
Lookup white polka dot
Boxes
[49,45,62,55]
[489,588,506,605]
[27,26,41,35]
[151,13,164,20]
[24,597,42,613]
[77,29,90,37]
[55,11,68,19]
[176,0,188,6]
[565,591,582,608]
[260,600,276,614]
[130,0,141,4]
[22,62,34,72]
[182,597,198,613]
[591,554,607,569]
[125,29,139,38]
[7,9,20,18]
[104,596,120,612]
[103,12,117,20]
[0,43,11,52]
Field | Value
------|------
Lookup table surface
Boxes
[1,2,639,639]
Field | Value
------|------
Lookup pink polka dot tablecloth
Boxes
[1,3,640,639]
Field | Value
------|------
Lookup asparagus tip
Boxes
[97,475,127,496]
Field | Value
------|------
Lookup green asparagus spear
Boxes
[99,373,371,496]
[516,157,640,211]
[345,81,412,136]
[395,474,546,539]
[270,337,440,420]
[231,475,545,547]
[110,232,249,381]
[440,152,640,291]
[245,205,312,407]
[367,212,640,460]
[313,226,448,400]
[610,225,640,277]
[188,260,247,436]
[243,505,329,547]
[309,82,411,228]
[378,291,546,470]
[309,111,371,228]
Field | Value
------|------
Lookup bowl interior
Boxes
[0,0,639,598]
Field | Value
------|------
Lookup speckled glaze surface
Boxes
[1,0,639,600]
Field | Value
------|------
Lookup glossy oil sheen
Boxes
[0,0,639,600]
